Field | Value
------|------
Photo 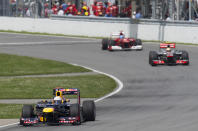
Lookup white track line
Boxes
[71,63,124,103]
[0,122,19,128]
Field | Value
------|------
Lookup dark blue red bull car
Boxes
[20,88,96,126]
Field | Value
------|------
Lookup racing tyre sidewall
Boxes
[149,51,158,66]
[22,105,34,118]
[82,100,96,121]
[102,38,109,50]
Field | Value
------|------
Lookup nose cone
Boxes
[43,108,54,113]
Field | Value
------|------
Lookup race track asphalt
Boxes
[0,33,198,131]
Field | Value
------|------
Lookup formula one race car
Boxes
[149,43,189,66]
[20,88,96,126]
[101,32,143,51]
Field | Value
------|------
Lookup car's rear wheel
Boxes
[102,39,108,50]
[181,50,189,65]
[82,100,96,121]
[149,51,158,66]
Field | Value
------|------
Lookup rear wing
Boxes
[160,43,175,48]
[53,88,79,95]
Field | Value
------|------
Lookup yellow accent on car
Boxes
[43,108,54,113]
[40,117,43,122]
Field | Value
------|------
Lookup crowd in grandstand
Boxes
[8,0,198,21]
[9,0,142,18]
[46,0,139,18]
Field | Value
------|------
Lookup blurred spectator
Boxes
[25,8,30,17]
[64,3,78,16]
[165,14,171,21]
[58,6,64,16]
[10,0,16,16]
[61,2,67,11]
[121,5,131,17]
[92,1,106,16]
[52,4,58,14]
[38,0,42,17]
[81,2,90,16]
[44,3,49,17]
[135,7,142,19]
[105,3,118,17]
[135,12,142,19]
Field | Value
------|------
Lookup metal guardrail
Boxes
[51,15,198,26]
[50,15,135,24]
[138,19,198,26]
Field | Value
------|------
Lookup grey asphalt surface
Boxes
[0,33,198,131]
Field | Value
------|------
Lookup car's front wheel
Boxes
[149,51,158,66]
[102,39,109,50]
[22,105,34,118]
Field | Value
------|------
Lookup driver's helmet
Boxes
[54,96,62,104]
[120,35,124,39]
[166,47,171,52]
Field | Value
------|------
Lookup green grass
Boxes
[0,75,116,99]
[0,104,23,119]
[0,53,90,76]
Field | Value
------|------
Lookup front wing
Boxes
[108,45,143,51]
[152,60,189,65]
[20,116,80,126]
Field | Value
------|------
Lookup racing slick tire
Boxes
[102,38,109,50]
[82,100,96,121]
[181,50,189,65]
[149,51,158,66]
[22,105,34,118]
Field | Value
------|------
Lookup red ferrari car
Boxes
[102,33,143,51]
